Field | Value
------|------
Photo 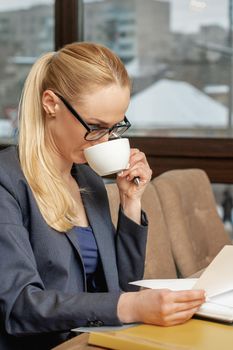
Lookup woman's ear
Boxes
[42,90,57,117]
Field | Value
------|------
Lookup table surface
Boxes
[52,333,96,350]
[53,318,233,350]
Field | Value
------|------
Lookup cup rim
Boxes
[84,138,129,153]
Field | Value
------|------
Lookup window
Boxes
[0,0,54,144]
[1,0,231,184]
[83,0,233,138]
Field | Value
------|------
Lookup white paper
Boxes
[210,289,233,307]
[129,278,197,290]
[196,302,233,322]
[131,246,233,298]
[192,245,233,297]
[130,245,233,322]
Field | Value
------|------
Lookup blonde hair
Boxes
[18,42,131,232]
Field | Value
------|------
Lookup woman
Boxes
[0,42,205,349]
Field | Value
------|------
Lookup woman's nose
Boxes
[100,133,110,143]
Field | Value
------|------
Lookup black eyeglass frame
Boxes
[54,93,131,141]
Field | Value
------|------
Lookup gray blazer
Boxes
[0,146,147,350]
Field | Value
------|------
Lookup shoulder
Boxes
[0,145,18,161]
[0,145,23,179]
[0,146,28,197]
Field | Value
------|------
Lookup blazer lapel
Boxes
[65,228,87,289]
[74,165,120,291]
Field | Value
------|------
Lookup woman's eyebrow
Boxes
[88,119,110,126]
[88,115,125,126]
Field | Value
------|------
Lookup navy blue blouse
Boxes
[74,226,100,292]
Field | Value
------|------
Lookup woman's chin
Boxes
[72,153,87,164]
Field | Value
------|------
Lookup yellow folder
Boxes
[88,319,233,350]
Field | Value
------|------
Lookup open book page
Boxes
[192,245,233,297]
[197,300,233,322]
[211,289,233,307]
[130,245,233,322]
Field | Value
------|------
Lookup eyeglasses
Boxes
[54,93,131,141]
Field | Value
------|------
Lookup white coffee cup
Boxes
[84,138,130,176]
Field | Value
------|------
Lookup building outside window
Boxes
[0,0,54,144]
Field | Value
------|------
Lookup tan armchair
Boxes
[152,169,231,277]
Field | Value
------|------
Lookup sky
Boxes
[167,0,229,33]
[0,0,53,11]
[0,0,229,33]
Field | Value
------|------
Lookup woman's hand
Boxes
[117,148,152,199]
[117,289,206,327]
[116,149,152,223]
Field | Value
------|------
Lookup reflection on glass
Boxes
[0,0,54,144]
[83,0,233,137]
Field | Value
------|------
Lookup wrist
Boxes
[120,194,141,223]
[117,292,139,323]
[120,197,141,212]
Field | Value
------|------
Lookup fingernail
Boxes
[118,171,124,176]
[126,163,130,169]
